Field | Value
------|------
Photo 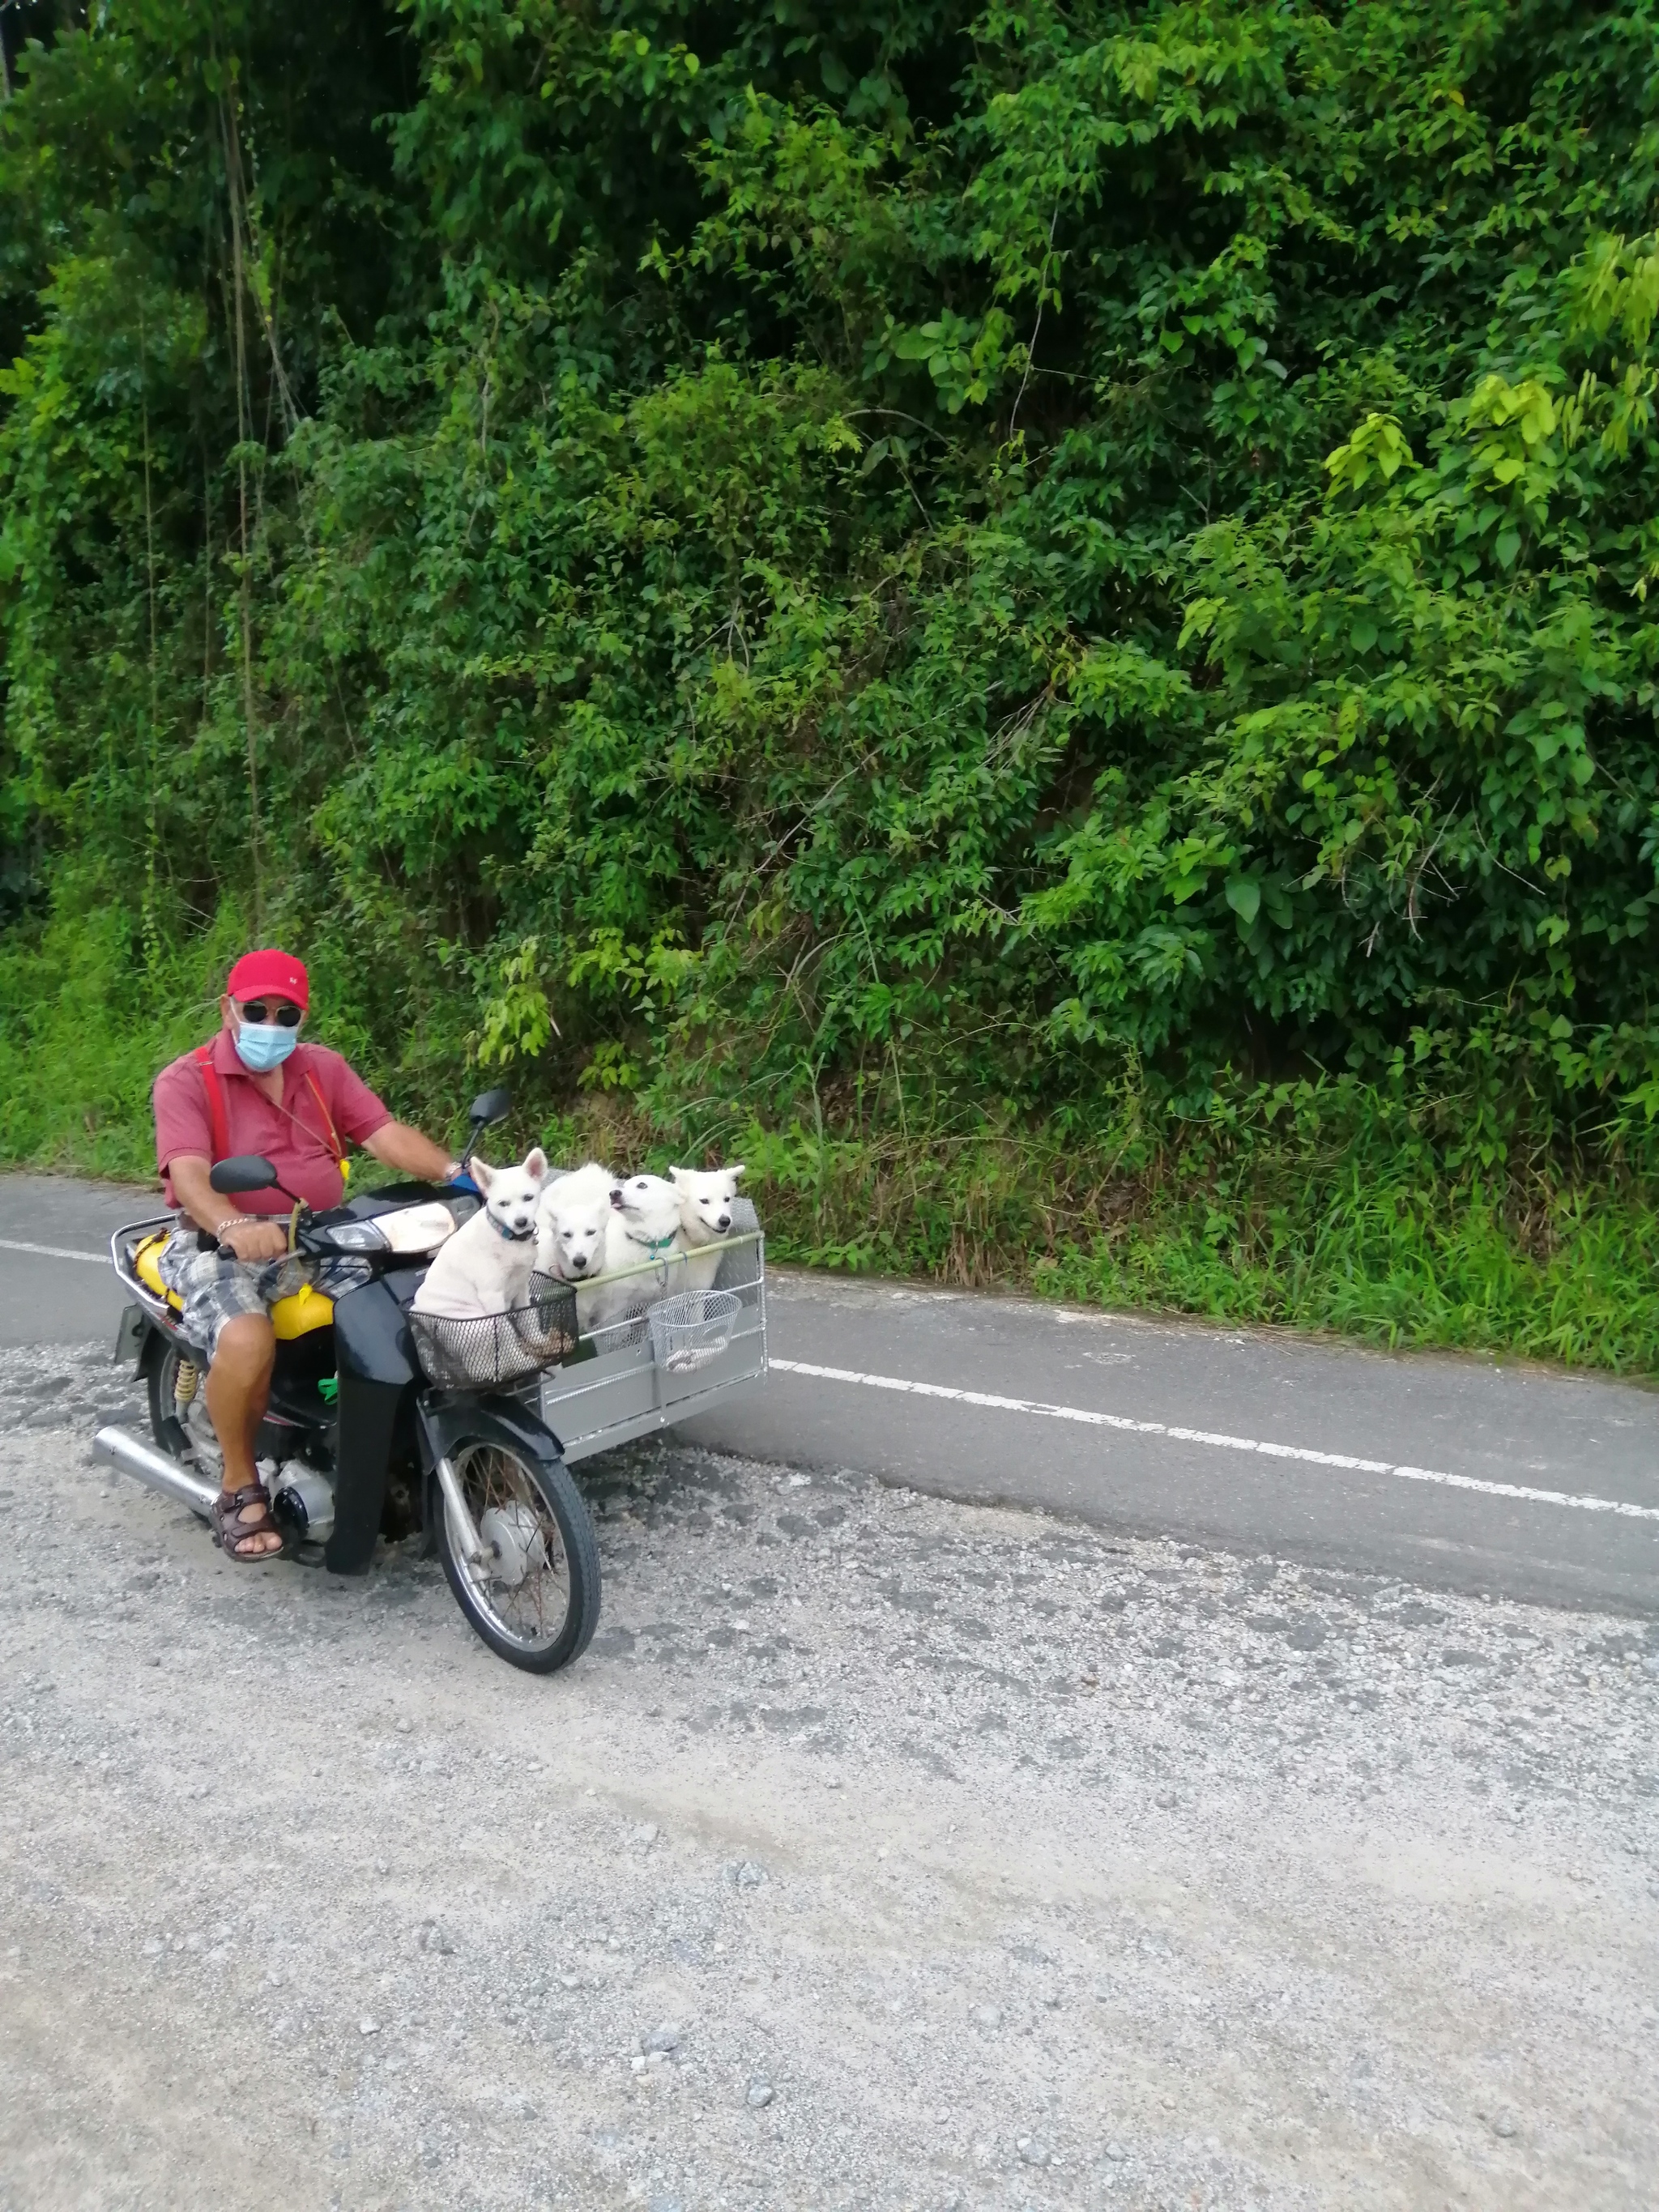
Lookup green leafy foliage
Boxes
[4,0,1659,1362]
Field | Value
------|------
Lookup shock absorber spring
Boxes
[173,1358,200,1409]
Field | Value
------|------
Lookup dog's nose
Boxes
[716,1213,731,1231]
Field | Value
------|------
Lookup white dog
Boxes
[669,1161,746,1290]
[605,1173,686,1272]
[535,1160,616,1284]
[579,1173,687,1339]
[410,1149,548,1320]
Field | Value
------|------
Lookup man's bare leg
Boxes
[205,1313,281,1555]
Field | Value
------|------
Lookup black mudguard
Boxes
[416,1391,567,1477]
[132,1311,170,1380]
[333,1272,423,1386]
[324,1375,404,1574]
[117,1302,153,1374]
[324,1274,424,1575]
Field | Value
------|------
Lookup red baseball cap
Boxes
[226,948,309,1009]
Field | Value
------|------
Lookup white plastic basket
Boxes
[646,1289,740,1375]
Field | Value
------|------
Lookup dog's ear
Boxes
[668,1166,689,1187]
[728,1162,746,1184]
[470,1157,496,1193]
[523,1146,548,1180]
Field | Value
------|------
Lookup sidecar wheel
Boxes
[433,1434,600,1673]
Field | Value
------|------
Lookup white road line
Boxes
[769,1357,1659,1524]
[0,1237,108,1266]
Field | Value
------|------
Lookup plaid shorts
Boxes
[156,1227,371,1362]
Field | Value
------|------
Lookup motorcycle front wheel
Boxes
[433,1432,600,1673]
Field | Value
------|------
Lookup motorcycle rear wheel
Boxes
[147,1337,221,1476]
[433,1434,600,1673]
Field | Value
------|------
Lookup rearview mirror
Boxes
[209,1153,280,1196]
[468,1086,512,1127]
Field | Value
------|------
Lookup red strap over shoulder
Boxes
[193,1044,230,1162]
[303,1068,344,1165]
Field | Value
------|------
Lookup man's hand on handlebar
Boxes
[170,1157,292,1264]
[220,1218,290,1264]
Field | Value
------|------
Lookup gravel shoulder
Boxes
[2,1342,1657,2212]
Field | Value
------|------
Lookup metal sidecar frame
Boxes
[535,1199,768,1463]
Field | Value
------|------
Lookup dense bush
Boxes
[4,2,1658,1361]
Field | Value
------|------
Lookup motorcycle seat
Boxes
[133,1231,335,1340]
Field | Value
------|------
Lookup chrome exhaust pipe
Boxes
[93,1426,220,1519]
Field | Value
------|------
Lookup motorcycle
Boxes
[96,1087,602,1674]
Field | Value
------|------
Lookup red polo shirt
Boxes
[152,1029,392,1217]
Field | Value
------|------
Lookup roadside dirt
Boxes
[2,1341,1656,2212]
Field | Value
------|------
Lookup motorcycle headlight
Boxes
[321,1220,390,1254]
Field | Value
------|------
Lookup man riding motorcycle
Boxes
[151,947,463,1563]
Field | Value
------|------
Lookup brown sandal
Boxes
[210,1481,288,1562]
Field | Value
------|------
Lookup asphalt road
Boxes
[4,1170,1656,1614]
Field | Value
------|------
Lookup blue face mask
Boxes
[236,1022,298,1072]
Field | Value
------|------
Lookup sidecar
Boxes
[535,1198,769,1461]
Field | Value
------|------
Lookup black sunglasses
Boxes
[237,999,304,1027]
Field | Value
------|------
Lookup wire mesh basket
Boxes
[646,1289,740,1374]
[409,1272,578,1390]
[539,1200,766,1461]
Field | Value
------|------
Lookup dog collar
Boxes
[486,1213,535,1243]
[626,1230,680,1257]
